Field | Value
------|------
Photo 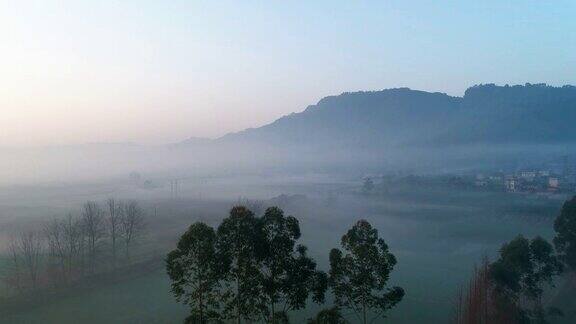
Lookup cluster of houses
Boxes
[474,170,574,194]
[365,162,576,195]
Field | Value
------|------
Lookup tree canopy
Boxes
[217,206,264,323]
[166,222,224,323]
[167,209,402,324]
[490,235,563,323]
[259,207,327,323]
[307,307,346,324]
[329,219,404,324]
[554,196,576,271]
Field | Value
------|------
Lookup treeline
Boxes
[455,195,576,324]
[3,199,146,293]
[166,206,404,324]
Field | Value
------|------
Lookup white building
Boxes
[538,170,551,177]
[505,178,517,192]
[548,177,560,189]
[520,171,536,181]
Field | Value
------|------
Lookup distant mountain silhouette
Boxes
[4,84,575,184]
[214,83,576,149]
[174,136,213,147]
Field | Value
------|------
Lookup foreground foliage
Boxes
[455,196,576,324]
[329,219,404,324]
[554,196,576,272]
[166,223,224,323]
[167,206,331,323]
[307,307,347,324]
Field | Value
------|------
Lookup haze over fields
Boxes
[2,83,576,184]
[1,2,576,324]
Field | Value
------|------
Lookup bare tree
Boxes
[81,201,106,273]
[120,201,146,262]
[20,231,43,289]
[7,231,43,290]
[106,198,122,269]
[61,213,85,279]
[44,218,67,284]
[453,256,493,324]
[6,238,23,292]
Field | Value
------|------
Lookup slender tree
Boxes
[217,206,265,324]
[329,220,404,324]
[528,237,564,323]
[554,196,576,273]
[42,214,85,283]
[106,198,122,269]
[167,222,225,323]
[61,213,84,279]
[7,237,23,292]
[453,256,492,324]
[259,207,327,322]
[120,201,146,262]
[8,230,43,290]
[490,235,563,323]
[81,201,106,273]
[44,218,67,283]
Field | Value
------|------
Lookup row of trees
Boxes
[455,195,576,324]
[5,199,146,293]
[166,206,404,324]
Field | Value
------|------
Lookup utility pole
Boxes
[169,179,180,199]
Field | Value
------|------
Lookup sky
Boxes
[1,0,575,147]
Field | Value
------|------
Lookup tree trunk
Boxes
[125,241,130,262]
[237,276,241,324]
[112,235,116,269]
[199,292,204,324]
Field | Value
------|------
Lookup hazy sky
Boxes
[1,1,575,147]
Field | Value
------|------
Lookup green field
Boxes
[0,182,570,323]
[3,268,188,324]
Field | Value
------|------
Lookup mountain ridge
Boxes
[202,83,576,149]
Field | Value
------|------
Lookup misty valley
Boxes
[2,2,576,321]
[1,153,576,323]
[2,84,576,323]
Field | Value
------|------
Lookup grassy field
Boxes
[2,267,188,324]
[0,181,570,323]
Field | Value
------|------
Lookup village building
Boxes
[548,177,560,191]
[538,170,551,177]
[519,171,537,182]
[505,177,517,192]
